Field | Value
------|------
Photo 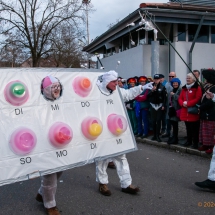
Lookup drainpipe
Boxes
[189,16,205,71]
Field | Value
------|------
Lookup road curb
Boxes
[136,137,212,159]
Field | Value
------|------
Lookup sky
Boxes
[88,0,167,41]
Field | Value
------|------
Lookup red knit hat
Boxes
[127,77,136,84]
[138,76,147,82]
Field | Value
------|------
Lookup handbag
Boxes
[176,109,181,118]
[186,91,199,115]
[188,105,199,114]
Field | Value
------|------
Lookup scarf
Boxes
[185,82,195,89]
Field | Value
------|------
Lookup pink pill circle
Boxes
[10,127,37,156]
[49,122,73,148]
[107,114,128,135]
[4,80,29,106]
[72,76,92,97]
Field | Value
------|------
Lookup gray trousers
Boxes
[38,172,63,209]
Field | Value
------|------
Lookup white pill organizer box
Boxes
[0,68,137,186]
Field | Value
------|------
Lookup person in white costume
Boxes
[36,172,63,215]
[195,89,215,191]
[35,75,64,215]
[96,70,153,196]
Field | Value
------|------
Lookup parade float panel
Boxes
[0,68,137,186]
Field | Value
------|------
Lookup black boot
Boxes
[156,136,162,142]
[195,179,215,191]
[168,136,178,145]
[151,136,156,140]
[181,141,192,147]
[190,143,198,149]
[167,136,173,144]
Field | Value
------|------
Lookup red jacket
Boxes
[178,82,202,121]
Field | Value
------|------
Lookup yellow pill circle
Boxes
[89,123,102,136]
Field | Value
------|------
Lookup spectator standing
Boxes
[160,74,167,87]
[178,73,202,148]
[147,76,153,83]
[193,69,200,81]
[134,76,150,138]
[126,77,138,135]
[148,74,167,142]
[159,74,167,135]
[198,69,215,154]
[162,71,176,138]
[147,76,154,134]
[167,78,182,145]
[117,77,124,88]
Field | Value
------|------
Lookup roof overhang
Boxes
[83,3,215,54]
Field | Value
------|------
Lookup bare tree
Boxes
[0,0,85,67]
[0,33,27,67]
[49,23,83,68]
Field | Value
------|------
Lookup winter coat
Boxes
[169,87,182,121]
[147,83,167,108]
[199,85,215,121]
[178,82,202,122]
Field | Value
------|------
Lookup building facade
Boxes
[83,1,215,83]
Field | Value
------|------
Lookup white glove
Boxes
[142,82,153,90]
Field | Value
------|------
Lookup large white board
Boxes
[0,68,137,186]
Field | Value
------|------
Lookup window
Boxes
[118,39,122,52]
[148,30,154,44]
[112,47,116,54]
[211,26,215,43]
[122,34,129,51]
[139,30,145,45]
[188,24,209,43]
[178,24,186,41]
[131,31,138,47]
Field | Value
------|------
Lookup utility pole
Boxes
[82,0,91,45]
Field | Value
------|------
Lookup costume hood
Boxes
[96,70,118,95]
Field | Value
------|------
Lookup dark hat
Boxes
[158,74,165,78]
[138,76,148,82]
[202,69,215,85]
[127,77,137,84]
[153,74,160,79]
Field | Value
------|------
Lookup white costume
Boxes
[208,147,215,181]
[38,172,63,208]
[96,70,152,188]
[206,94,215,181]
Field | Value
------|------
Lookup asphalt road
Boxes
[0,142,214,215]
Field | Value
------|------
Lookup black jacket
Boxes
[148,83,167,108]
[199,85,215,121]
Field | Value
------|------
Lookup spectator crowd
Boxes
[118,69,215,155]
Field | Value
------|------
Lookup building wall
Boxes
[100,44,169,79]
[170,42,215,85]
